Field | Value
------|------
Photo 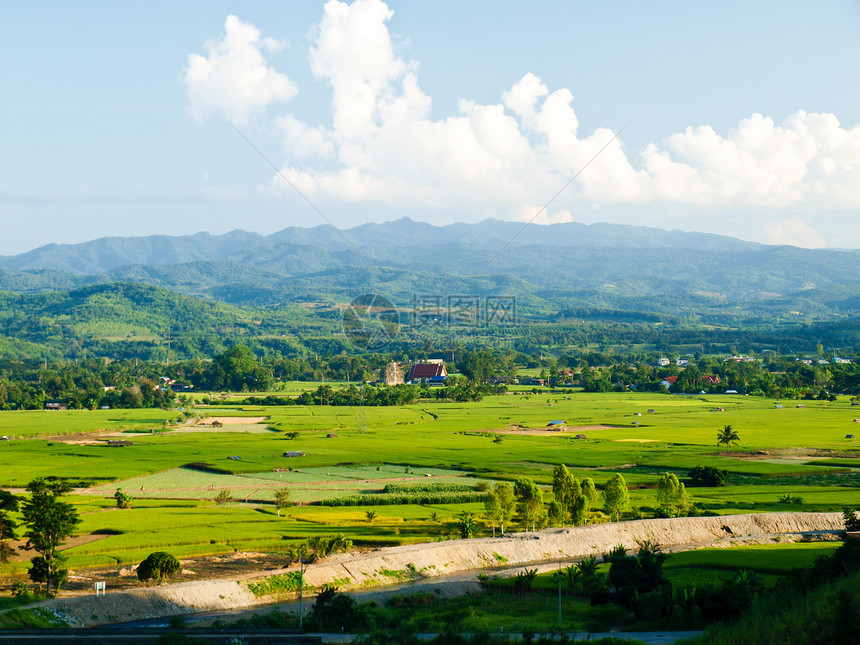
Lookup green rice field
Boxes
[1,389,859,581]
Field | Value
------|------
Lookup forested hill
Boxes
[0,283,336,361]
[0,280,859,362]
[1,219,860,323]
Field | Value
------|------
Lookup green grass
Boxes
[663,542,841,587]
[1,391,860,582]
[489,542,842,594]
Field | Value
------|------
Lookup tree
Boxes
[137,551,181,583]
[273,487,291,517]
[571,494,589,526]
[603,474,630,521]
[717,424,740,454]
[21,479,80,596]
[457,512,477,538]
[114,488,133,509]
[547,500,565,527]
[843,507,860,532]
[552,464,578,525]
[582,477,599,508]
[656,472,688,517]
[213,489,234,505]
[0,490,19,564]
[514,477,544,531]
[485,482,516,534]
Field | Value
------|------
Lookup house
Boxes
[107,440,133,447]
[704,375,721,385]
[489,376,514,385]
[660,376,678,389]
[656,357,671,367]
[834,357,852,364]
[44,399,68,411]
[283,451,305,458]
[546,420,566,429]
[676,359,689,367]
[408,362,447,382]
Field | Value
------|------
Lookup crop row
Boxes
[317,491,490,506]
[383,483,475,494]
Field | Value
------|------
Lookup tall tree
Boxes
[21,479,80,596]
[656,472,688,517]
[274,487,291,517]
[717,424,740,454]
[603,474,630,522]
[0,490,19,564]
[582,477,600,508]
[485,482,516,534]
[552,464,575,524]
[514,477,544,531]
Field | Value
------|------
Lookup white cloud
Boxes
[187,3,860,245]
[515,206,574,226]
[762,219,826,249]
[184,15,297,124]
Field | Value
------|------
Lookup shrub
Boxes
[688,466,728,487]
[137,552,181,583]
[113,489,133,509]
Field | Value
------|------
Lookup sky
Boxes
[1,1,859,256]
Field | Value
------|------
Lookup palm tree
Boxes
[457,511,477,539]
[717,424,740,454]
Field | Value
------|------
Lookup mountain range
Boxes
[2,218,860,322]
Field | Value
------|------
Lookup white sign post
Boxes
[94,581,106,596]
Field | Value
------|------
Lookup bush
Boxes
[137,552,181,583]
[114,488,133,509]
[688,466,728,487]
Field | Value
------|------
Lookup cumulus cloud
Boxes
[187,2,860,245]
[762,219,826,249]
[515,206,575,226]
[185,15,297,124]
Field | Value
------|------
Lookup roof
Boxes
[662,376,678,384]
[548,420,566,425]
[408,363,447,379]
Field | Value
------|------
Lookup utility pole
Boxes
[298,555,306,631]
[558,561,562,629]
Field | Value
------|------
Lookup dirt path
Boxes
[20,511,844,628]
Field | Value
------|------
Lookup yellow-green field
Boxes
[1,389,859,579]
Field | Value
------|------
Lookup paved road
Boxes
[0,629,702,644]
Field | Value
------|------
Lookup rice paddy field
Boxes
[2,388,860,579]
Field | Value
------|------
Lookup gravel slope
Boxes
[29,511,843,627]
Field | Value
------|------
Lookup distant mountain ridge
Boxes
[0,218,763,275]
[2,218,860,322]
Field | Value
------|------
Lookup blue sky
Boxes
[1,1,859,255]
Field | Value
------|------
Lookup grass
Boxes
[2,391,860,582]
[662,542,841,587]
[489,542,843,595]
